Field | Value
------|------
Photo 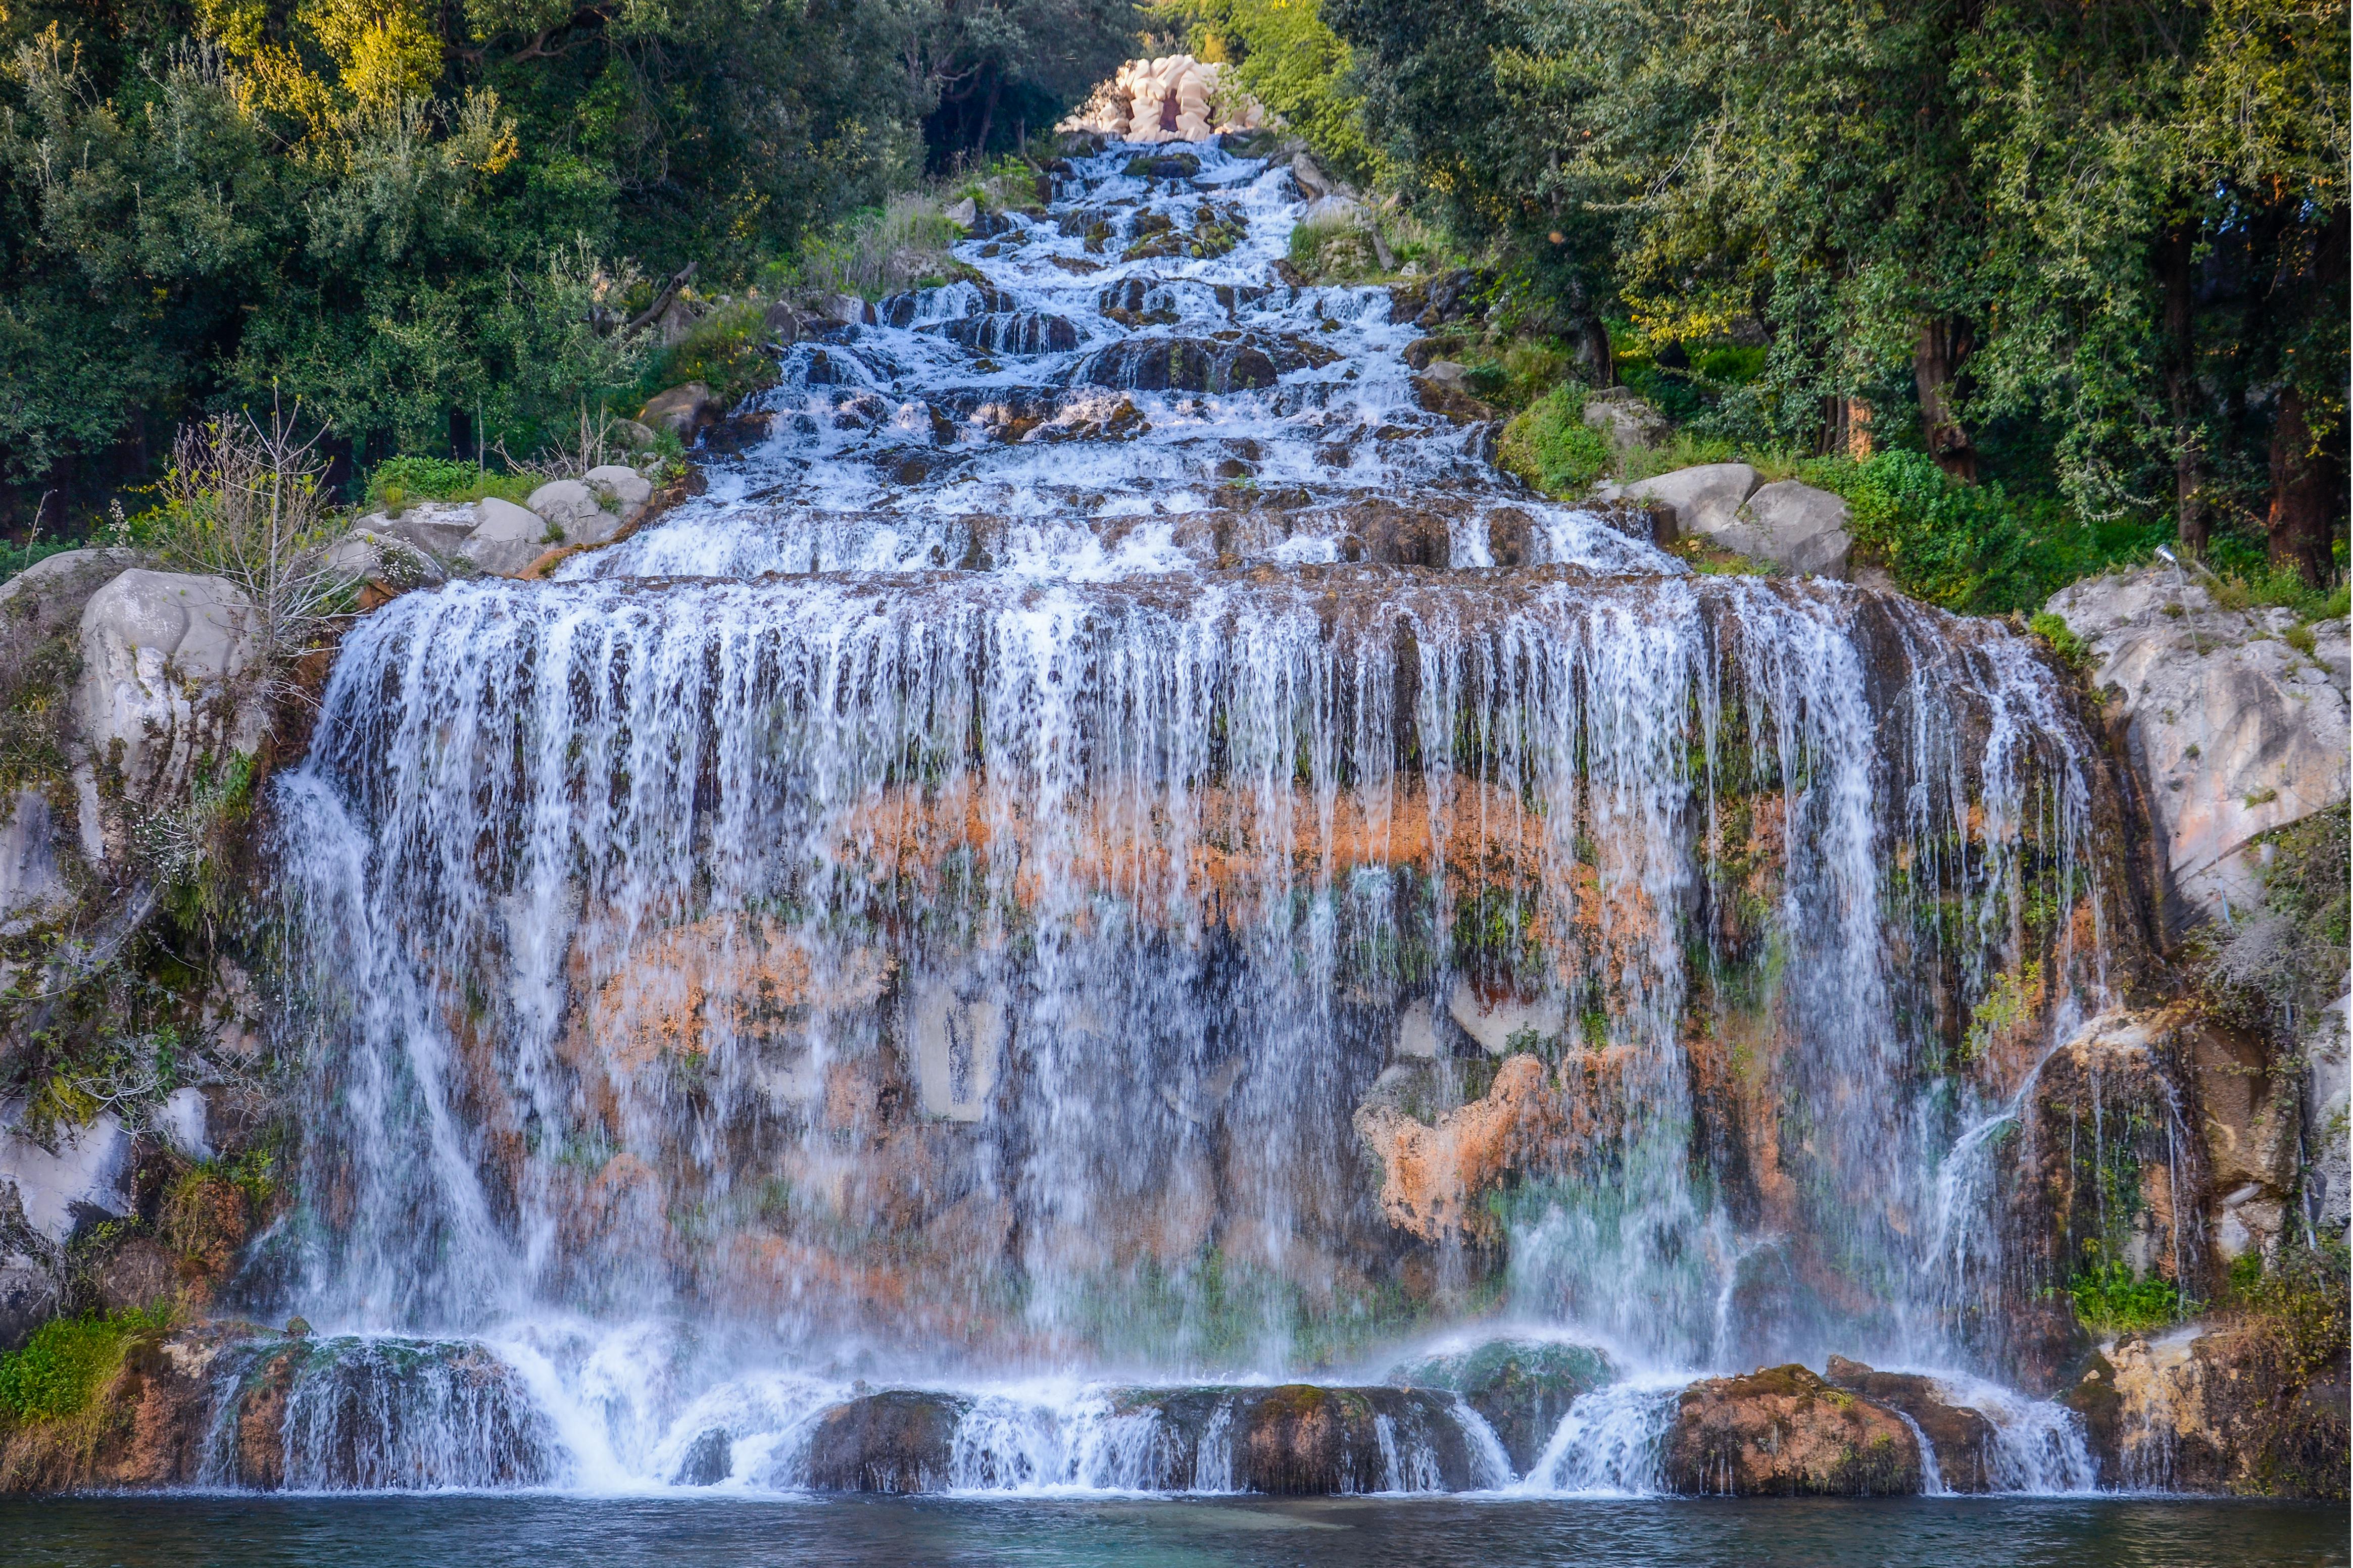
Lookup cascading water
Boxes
[243,138,2116,1495]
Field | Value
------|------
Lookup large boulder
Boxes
[0,1109,130,1245]
[800,1390,971,1492]
[75,569,264,805]
[640,383,720,441]
[1580,388,1668,452]
[457,498,555,577]
[360,501,480,559]
[525,480,624,549]
[1733,481,1853,579]
[1822,1356,1997,1493]
[2041,568,2349,927]
[0,548,140,633]
[1663,1364,1922,1495]
[1121,1385,1488,1494]
[1387,1340,1613,1475]
[1617,463,1761,542]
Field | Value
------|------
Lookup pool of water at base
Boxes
[3,1495,2344,1568]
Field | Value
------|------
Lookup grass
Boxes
[0,1308,167,1422]
[362,456,533,514]
[781,193,974,302]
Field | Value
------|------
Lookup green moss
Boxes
[0,1307,167,1421]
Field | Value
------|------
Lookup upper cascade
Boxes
[562,141,1658,584]
[246,138,2133,1496]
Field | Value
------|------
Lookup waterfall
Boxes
[241,136,2121,1494]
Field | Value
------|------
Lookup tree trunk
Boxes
[1913,318,1976,481]
[2159,222,2205,553]
[2266,383,2336,585]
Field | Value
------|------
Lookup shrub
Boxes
[0,1308,166,1421]
[1498,385,1613,496]
[2068,1259,2194,1335]
[362,456,532,514]
[1798,450,2053,614]
[2028,612,2092,670]
[643,299,782,413]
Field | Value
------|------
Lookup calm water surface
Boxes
[2,1496,2343,1568]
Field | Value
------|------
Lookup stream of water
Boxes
[223,135,2178,1506]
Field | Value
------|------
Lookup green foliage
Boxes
[1326,0,2347,590]
[1498,384,1612,496]
[2224,1241,2352,1386]
[2068,1259,2194,1336]
[0,1307,166,1422]
[364,456,531,513]
[2028,612,2091,670]
[1179,0,1385,183]
[782,194,973,302]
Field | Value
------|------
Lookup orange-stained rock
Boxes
[1664,1364,1921,1495]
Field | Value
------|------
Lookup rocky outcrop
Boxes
[0,1110,131,1245]
[75,569,264,807]
[2042,568,2349,928]
[454,497,552,576]
[1664,1364,1922,1495]
[1119,1385,1488,1493]
[1387,1339,1612,1474]
[2064,1322,2349,1497]
[1608,466,1852,578]
[641,383,720,440]
[1822,1356,1998,1492]
[800,1390,972,1492]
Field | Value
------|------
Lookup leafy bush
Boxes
[363,457,533,514]
[643,300,786,412]
[1498,386,1613,496]
[2224,1242,2351,1385]
[2068,1259,2194,1335]
[0,1308,166,1421]
[1798,450,2052,613]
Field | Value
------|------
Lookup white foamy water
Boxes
[243,137,2116,1498]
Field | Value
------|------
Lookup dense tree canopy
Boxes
[1325,0,2347,579]
[0,0,1135,513]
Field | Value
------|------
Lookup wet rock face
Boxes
[2065,1326,2350,1498]
[2042,567,2349,929]
[1663,1365,1922,1496]
[672,1427,732,1486]
[1823,1357,1997,1493]
[802,1391,973,1492]
[1387,1340,1613,1475]
[1129,1385,1485,1494]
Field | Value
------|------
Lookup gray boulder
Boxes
[458,497,555,577]
[526,480,625,549]
[1619,463,1761,540]
[1580,388,1668,452]
[325,529,443,589]
[361,501,481,559]
[0,548,140,633]
[821,293,876,328]
[2042,568,2349,926]
[1727,480,1853,579]
[1291,151,1338,201]
[583,465,655,522]
[76,569,264,803]
[0,788,68,933]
